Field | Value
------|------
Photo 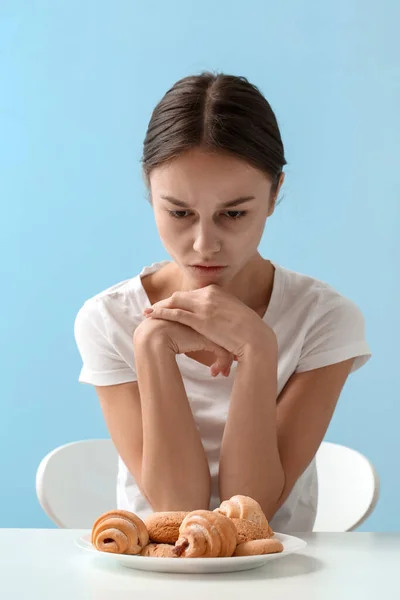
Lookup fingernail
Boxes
[143,308,154,314]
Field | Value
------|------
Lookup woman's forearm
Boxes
[219,337,285,519]
[134,333,211,511]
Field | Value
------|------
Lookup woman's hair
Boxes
[141,71,287,198]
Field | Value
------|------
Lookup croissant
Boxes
[173,510,237,558]
[91,509,149,555]
[215,495,273,535]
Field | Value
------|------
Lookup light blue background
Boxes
[1,0,398,530]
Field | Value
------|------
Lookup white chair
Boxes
[313,441,380,532]
[36,439,379,531]
[36,439,119,528]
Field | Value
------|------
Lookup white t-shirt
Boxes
[74,260,371,533]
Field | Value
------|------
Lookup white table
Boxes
[3,529,399,599]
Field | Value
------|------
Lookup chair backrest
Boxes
[36,439,379,531]
[36,439,118,528]
[313,441,380,532]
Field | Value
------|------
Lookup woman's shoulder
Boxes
[273,264,371,373]
[75,260,171,327]
[274,263,370,364]
[275,262,360,313]
[273,262,369,355]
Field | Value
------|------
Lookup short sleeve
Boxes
[74,300,137,386]
[296,289,371,374]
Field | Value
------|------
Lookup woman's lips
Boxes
[190,265,227,275]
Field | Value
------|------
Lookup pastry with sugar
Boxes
[215,495,273,535]
[234,538,284,556]
[231,517,273,543]
[91,509,149,555]
[144,511,188,544]
[140,543,176,558]
[173,510,237,558]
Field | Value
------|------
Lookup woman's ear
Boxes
[267,172,285,217]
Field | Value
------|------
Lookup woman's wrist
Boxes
[134,319,175,355]
[239,325,278,364]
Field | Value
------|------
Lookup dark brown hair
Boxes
[141,72,286,198]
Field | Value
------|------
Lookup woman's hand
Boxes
[142,285,275,360]
[134,318,235,377]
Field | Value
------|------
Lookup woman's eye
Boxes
[168,210,247,220]
[169,211,190,219]
[225,211,247,220]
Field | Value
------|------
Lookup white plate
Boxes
[75,532,307,574]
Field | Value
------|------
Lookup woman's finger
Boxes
[144,311,234,377]
[144,290,198,315]
[206,342,234,378]
[213,365,231,378]
[144,307,197,330]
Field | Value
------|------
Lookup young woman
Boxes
[74,72,371,533]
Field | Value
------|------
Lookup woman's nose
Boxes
[192,225,221,255]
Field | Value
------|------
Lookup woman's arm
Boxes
[219,332,354,520]
[133,322,211,512]
[218,334,284,515]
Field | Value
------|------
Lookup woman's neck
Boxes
[147,254,275,316]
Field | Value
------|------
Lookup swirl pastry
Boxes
[173,510,237,558]
[91,509,149,555]
[215,495,273,534]
[144,511,188,544]
[234,538,284,556]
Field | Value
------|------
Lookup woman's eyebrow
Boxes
[161,195,256,208]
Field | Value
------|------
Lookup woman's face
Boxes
[149,148,283,288]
